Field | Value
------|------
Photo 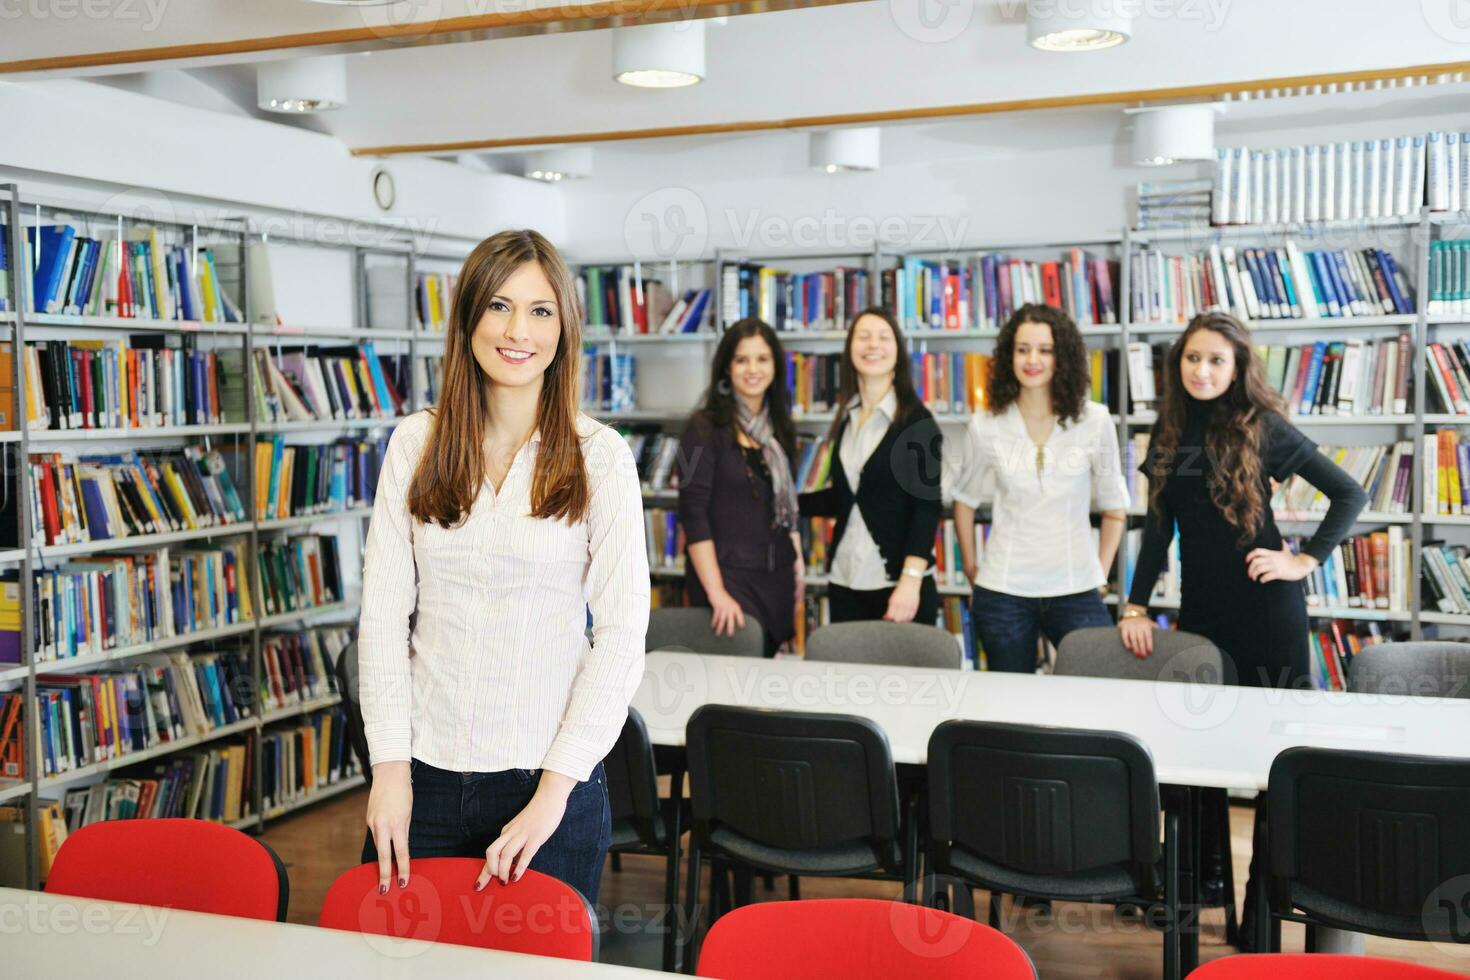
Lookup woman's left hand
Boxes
[477,772,575,888]
[884,576,922,623]
[1245,544,1317,584]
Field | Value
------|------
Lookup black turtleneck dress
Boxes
[1127,401,1368,689]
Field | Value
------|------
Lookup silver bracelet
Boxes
[900,567,925,580]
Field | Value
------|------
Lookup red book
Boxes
[37,460,60,544]
[1041,262,1062,308]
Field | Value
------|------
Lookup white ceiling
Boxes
[18,0,1470,164]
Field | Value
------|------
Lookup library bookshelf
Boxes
[0,183,475,890]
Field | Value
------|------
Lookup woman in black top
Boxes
[801,307,943,625]
[678,318,802,653]
[1121,311,1368,687]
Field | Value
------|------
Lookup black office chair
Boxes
[1267,747,1470,952]
[604,707,688,973]
[334,639,371,783]
[681,705,916,972]
[926,720,1182,980]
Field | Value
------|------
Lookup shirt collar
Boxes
[847,387,899,419]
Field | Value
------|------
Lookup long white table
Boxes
[0,888,664,978]
[633,650,1470,790]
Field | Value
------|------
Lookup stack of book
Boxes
[1212,130,1470,225]
[1260,337,1413,417]
[1300,530,1409,612]
[262,705,358,812]
[29,448,248,546]
[1421,540,1470,615]
[11,224,243,322]
[722,266,867,333]
[252,436,384,520]
[582,348,636,412]
[1424,429,1470,515]
[260,626,351,714]
[24,340,244,431]
[1128,244,1413,324]
[58,743,255,829]
[255,534,343,618]
[416,270,457,332]
[579,266,672,333]
[622,429,681,493]
[1273,442,1414,516]
[1136,179,1213,230]
[644,508,682,571]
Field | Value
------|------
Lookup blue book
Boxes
[1380,250,1415,313]
[1328,251,1360,314]
[1299,341,1327,415]
[1242,249,1273,317]
[33,225,76,314]
[1308,251,1341,316]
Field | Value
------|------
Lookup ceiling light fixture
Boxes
[1128,104,1219,166]
[257,55,348,113]
[524,147,594,182]
[809,128,881,173]
[613,22,705,88]
[1027,2,1132,51]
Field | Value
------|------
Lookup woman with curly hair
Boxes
[953,303,1129,673]
[1120,311,1367,688]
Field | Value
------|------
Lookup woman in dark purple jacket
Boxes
[677,318,803,655]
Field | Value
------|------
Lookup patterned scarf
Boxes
[737,399,799,531]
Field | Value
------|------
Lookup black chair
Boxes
[604,707,688,973]
[333,639,371,784]
[1348,641,1470,699]
[926,720,1181,980]
[1267,747,1470,952]
[681,705,916,972]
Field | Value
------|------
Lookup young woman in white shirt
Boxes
[357,229,649,905]
[954,303,1129,672]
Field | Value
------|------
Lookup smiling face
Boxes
[1180,327,1237,401]
[1012,320,1056,392]
[470,260,562,393]
[849,313,898,381]
[729,334,776,403]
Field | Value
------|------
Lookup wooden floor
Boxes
[262,788,1470,977]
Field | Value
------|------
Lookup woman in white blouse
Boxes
[357,230,648,905]
[954,303,1128,672]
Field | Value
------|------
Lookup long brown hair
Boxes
[407,229,588,527]
[701,318,797,460]
[987,303,1090,425]
[825,307,922,445]
[1148,311,1284,546]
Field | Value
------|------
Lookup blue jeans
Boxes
[393,758,612,906]
[972,585,1113,673]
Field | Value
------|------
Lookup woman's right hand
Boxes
[709,590,746,637]
[367,761,413,892]
[1118,606,1157,658]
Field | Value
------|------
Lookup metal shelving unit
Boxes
[0,185,433,887]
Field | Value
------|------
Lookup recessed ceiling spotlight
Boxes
[1027,2,1131,51]
[809,128,881,173]
[613,22,705,88]
[257,55,348,113]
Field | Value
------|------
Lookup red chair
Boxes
[318,859,597,961]
[45,818,289,921]
[1189,954,1468,978]
[696,899,1036,979]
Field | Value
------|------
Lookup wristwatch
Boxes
[900,567,925,580]
[1120,607,1148,620]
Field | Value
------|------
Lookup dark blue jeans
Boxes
[972,585,1113,673]
[384,758,612,906]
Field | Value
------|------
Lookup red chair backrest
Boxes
[45,818,288,921]
[318,859,596,961]
[1189,954,1467,979]
[696,899,1036,980]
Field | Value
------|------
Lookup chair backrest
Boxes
[1348,641,1470,698]
[686,704,901,863]
[319,859,598,960]
[805,621,962,669]
[1187,953,1468,979]
[696,899,1036,980]
[1268,747,1470,942]
[333,640,373,781]
[604,707,663,848]
[647,608,765,657]
[46,818,289,921]
[1055,626,1228,684]
[928,721,1161,877]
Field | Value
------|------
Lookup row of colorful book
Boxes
[254,344,406,424]
[1129,245,1413,324]
[23,340,244,432]
[252,436,385,520]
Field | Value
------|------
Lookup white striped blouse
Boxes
[356,409,649,782]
